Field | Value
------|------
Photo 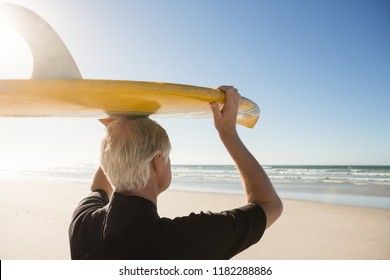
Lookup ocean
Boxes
[1,163,389,209]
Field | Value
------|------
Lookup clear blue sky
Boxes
[0,0,389,166]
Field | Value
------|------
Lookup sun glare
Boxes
[0,10,33,79]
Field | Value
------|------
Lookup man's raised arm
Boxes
[210,86,283,228]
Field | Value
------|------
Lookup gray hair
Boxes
[100,117,171,193]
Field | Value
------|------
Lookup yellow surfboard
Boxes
[0,4,260,128]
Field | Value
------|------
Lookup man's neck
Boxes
[117,179,158,206]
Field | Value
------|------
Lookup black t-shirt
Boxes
[69,190,267,259]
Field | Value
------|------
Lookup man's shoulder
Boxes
[152,203,267,259]
[163,203,265,222]
[158,203,266,240]
[165,203,265,227]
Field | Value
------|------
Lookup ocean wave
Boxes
[1,163,389,208]
[1,163,389,187]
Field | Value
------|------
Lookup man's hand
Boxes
[210,85,241,137]
[99,116,120,127]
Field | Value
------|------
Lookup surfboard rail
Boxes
[0,79,260,128]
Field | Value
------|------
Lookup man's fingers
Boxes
[99,116,119,127]
[210,102,224,131]
[218,85,231,92]
[99,118,112,127]
[210,102,221,119]
[218,86,240,107]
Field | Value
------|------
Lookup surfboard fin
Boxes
[0,3,82,79]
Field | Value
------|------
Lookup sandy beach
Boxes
[0,177,389,260]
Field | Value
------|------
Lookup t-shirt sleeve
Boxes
[70,189,109,222]
[158,203,267,259]
[68,190,109,259]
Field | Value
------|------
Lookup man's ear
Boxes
[151,153,163,173]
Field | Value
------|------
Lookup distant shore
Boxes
[0,177,389,259]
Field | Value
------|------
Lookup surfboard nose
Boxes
[0,3,82,80]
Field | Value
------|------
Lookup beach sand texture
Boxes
[0,177,389,260]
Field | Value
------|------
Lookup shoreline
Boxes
[170,181,390,210]
[0,177,389,259]
[2,164,390,209]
